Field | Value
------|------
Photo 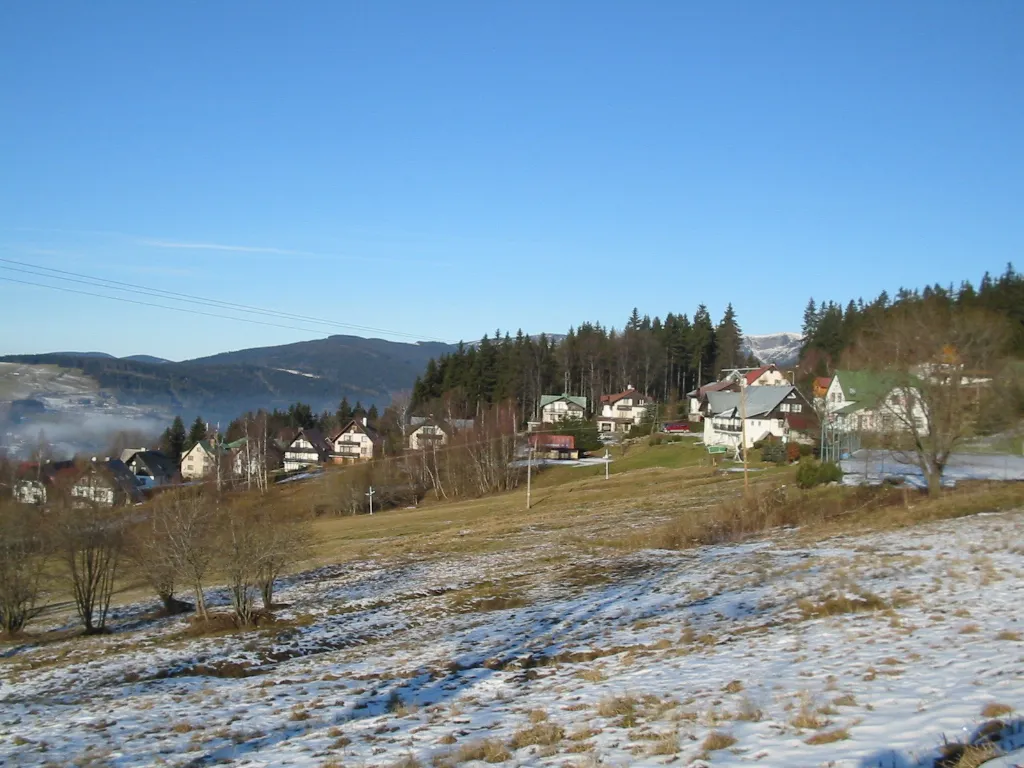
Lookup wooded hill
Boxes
[413,266,1024,422]
[411,304,757,422]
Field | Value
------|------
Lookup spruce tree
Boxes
[163,416,187,463]
[714,304,743,375]
[186,416,207,449]
[367,404,379,422]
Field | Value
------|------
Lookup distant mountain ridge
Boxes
[741,332,803,367]
[1,335,458,426]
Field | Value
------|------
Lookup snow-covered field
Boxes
[2,511,1023,767]
[841,450,1024,488]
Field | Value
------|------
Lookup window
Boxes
[791,404,802,413]
[780,403,790,413]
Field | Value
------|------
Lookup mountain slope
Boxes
[742,332,803,367]
[1,335,457,428]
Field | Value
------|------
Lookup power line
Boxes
[0,257,456,344]
[0,275,334,336]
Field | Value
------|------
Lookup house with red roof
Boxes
[596,385,654,434]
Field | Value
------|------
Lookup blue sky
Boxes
[1,2,1022,360]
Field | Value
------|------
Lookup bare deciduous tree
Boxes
[52,500,125,634]
[124,497,192,615]
[158,489,217,620]
[0,502,47,637]
[849,304,1009,496]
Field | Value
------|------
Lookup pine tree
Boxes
[186,416,207,449]
[336,397,353,423]
[801,298,819,340]
[367,404,379,422]
[713,304,743,375]
[690,305,716,385]
[163,416,187,463]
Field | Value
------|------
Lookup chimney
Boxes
[362,416,367,427]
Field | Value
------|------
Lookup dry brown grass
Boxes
[701,731,737,752]
[995,630,1021,641]
[454,739,512,763]
[797,590,894,619]
[980,702,1013,718]
[935,742,999,768]
[597,695,640,727]
[805,728,850,745]
[508,722,565,749]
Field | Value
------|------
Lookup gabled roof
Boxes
[706,386,798,419]
[814,376,832,390]
[539,394,588,410]
[288,428,331,454]
[600,388,649,405]
[744,365,776,385]
[75,459,144,502]
[687,379,739,399]
[409,416,475,431]
[833,370,901,408]
[331,419,382,443]
[127,450,178,479]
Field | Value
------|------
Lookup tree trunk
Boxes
[926,467,943,497]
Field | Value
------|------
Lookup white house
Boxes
[597,386,653,433]
[329,418,381,463]
[180,440,221,481]
[407,416,475,450]
[283,428,333,472]
[539,394,587,424]
[703,386,817,451]
[825,370,929,435]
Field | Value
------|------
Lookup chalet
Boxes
[825,370,928,435]
[283,428,332,472]
[686,379,739,422]
[734,364,790,388]
[597,385,653,433]
[703,385,818,451]
[528,433,579,460]
[180,440,223,481]
[70,458,143,507]
[122,450,179,488]
[329,418,382,463]
[813,376,833,400]
[407,416,475,451]
[539,394,587,424]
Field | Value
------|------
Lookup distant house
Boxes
[825,370,928,435]
[13,460,78,505]
[732,364,790,388]
[528,433,579,460]
[703,385,818,451]
[597,386,653,433]
[407,416,475,451]
[329,418,382,463]
[70,458,143,507]
[122,450,179,488]
[179,440,223,481]
[539,394,587,425]
[283,428,333,472]
[227,437,283,477]
[686,379,740,422]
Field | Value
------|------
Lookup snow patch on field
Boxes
[1,513,1023,766]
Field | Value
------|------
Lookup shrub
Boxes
[761,442,788,464]
[796,459,820,489]
[796,459,843,488]
[799,443,813,457]
[786,443,802,463]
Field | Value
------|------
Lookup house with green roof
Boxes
[825,370,928,434]
[539,393,588,424]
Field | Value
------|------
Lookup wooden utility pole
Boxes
[526,444,534,509]
[740,383,749,491]
[366,486,375,515]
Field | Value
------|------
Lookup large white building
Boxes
[703,385,817,451]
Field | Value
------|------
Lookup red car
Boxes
[663,422,691,433]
